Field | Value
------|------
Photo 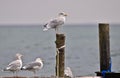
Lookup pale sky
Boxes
[0,0,120,24]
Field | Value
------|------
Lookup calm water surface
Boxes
[0,24,120,77]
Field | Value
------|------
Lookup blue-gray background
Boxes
[0,24,120,77]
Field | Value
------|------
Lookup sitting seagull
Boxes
[43,12,68,33]
[4,53,23,76]
[64,67,73,78]
[21,58,43,76]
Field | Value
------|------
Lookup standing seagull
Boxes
[4,53,23,76]
[21,58,43,76]
[43,12,68,33]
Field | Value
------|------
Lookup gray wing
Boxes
[23,62,41,70]
[6,60,21,71]
[48,18,64,28]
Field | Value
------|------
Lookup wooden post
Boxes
[55,34,65,77]
[96,23,120,78]
[99,23,110,71]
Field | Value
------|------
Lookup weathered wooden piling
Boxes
[99,23,110,71]
[55,34,65,77]
[96,23,120,78]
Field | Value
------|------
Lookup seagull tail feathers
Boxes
[43,23,50,31]
[21,66,26,70]
[3,68,9,71]
[43,28,48,31]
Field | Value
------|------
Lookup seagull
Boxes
[4,53,23,76]
[43,12,68,33]
[21,58,43,76]
[64,67,73,78]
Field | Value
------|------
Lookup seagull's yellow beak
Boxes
[64,13,68,16]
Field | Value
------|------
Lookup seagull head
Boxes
[58,12,68,16]
[16,53,23,59]
[35,58,43,62]
[66,67,71,70]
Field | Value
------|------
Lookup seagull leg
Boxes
[55,28,57,34]
[12,72,14,77]
[15,71,18,77]
[33,70,37,77]
[55,27,59,34]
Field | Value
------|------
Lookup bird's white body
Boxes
[4,53,23,74]
[22,58,43,75]
[6,59,22,71]
[43,12,67,33]
[64,67,73,78]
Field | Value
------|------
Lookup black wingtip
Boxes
[44,23,48,27]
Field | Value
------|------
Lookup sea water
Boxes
[0,24,120,77]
